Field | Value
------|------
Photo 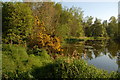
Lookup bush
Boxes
[28,16,62,54]
[31,56,120,78]
[2,44,52,79]
[2,44,30,79]
[52,57,109,78]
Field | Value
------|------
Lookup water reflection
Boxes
[62,40,120,72]
[117,51,120,72]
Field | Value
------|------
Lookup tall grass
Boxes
[31,56,120,78]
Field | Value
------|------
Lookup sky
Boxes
[60,2,118,21]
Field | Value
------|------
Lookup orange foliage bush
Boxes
[28,16,61,54]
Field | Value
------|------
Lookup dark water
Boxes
[62,40,120,73]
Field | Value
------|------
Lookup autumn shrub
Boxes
[28,16,62,54]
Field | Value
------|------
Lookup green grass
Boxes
[65,37,110,43]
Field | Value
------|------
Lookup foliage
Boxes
[28,16,61,54]
[57,7,85,37]
[2,44,120,79]
[92,18,107,37]
[30,2,85,38]
[83,17,108,38]
[2,2,34,44]
[83,16,93,37]
[31,56,120,78]
[29,2,59,35]
[107,16,118,38]
[2,2,120,79]
[2,2,119,42]
[2,44,52,79]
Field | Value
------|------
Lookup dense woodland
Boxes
[2,2,120,43]
[1,2,120,79]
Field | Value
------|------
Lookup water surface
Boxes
[62,40,120,72]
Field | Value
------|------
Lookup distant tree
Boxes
[118,19,120,40]
[102,20,108,37]
[91,18,106,37]
[107,16,118,38]
[54,9,71,39]
[67,7,84,37]
[83,16,93,37]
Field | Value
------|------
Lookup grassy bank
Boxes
[65,37,110,43]
[2,44,120,79]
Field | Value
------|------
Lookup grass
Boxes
[2,44,120,79]
[65,37,110,43]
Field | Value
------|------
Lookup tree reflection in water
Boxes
[117,51,120,72]
[62,40,120,72]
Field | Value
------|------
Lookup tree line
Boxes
[2,2,119,47]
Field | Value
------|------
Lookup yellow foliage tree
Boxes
[28,16,62,54]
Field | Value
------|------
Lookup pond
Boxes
[62,40,120,73]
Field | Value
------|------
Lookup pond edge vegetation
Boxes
[1,2,120,79]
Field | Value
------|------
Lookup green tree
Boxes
[54,9,71,39]
[2,2,34,44]
[68,7,84,37]
[107,16,118,38]
[102,20,108,37]
[91,18,107,37]
[31,2,56,35]
[83,16,93,37]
